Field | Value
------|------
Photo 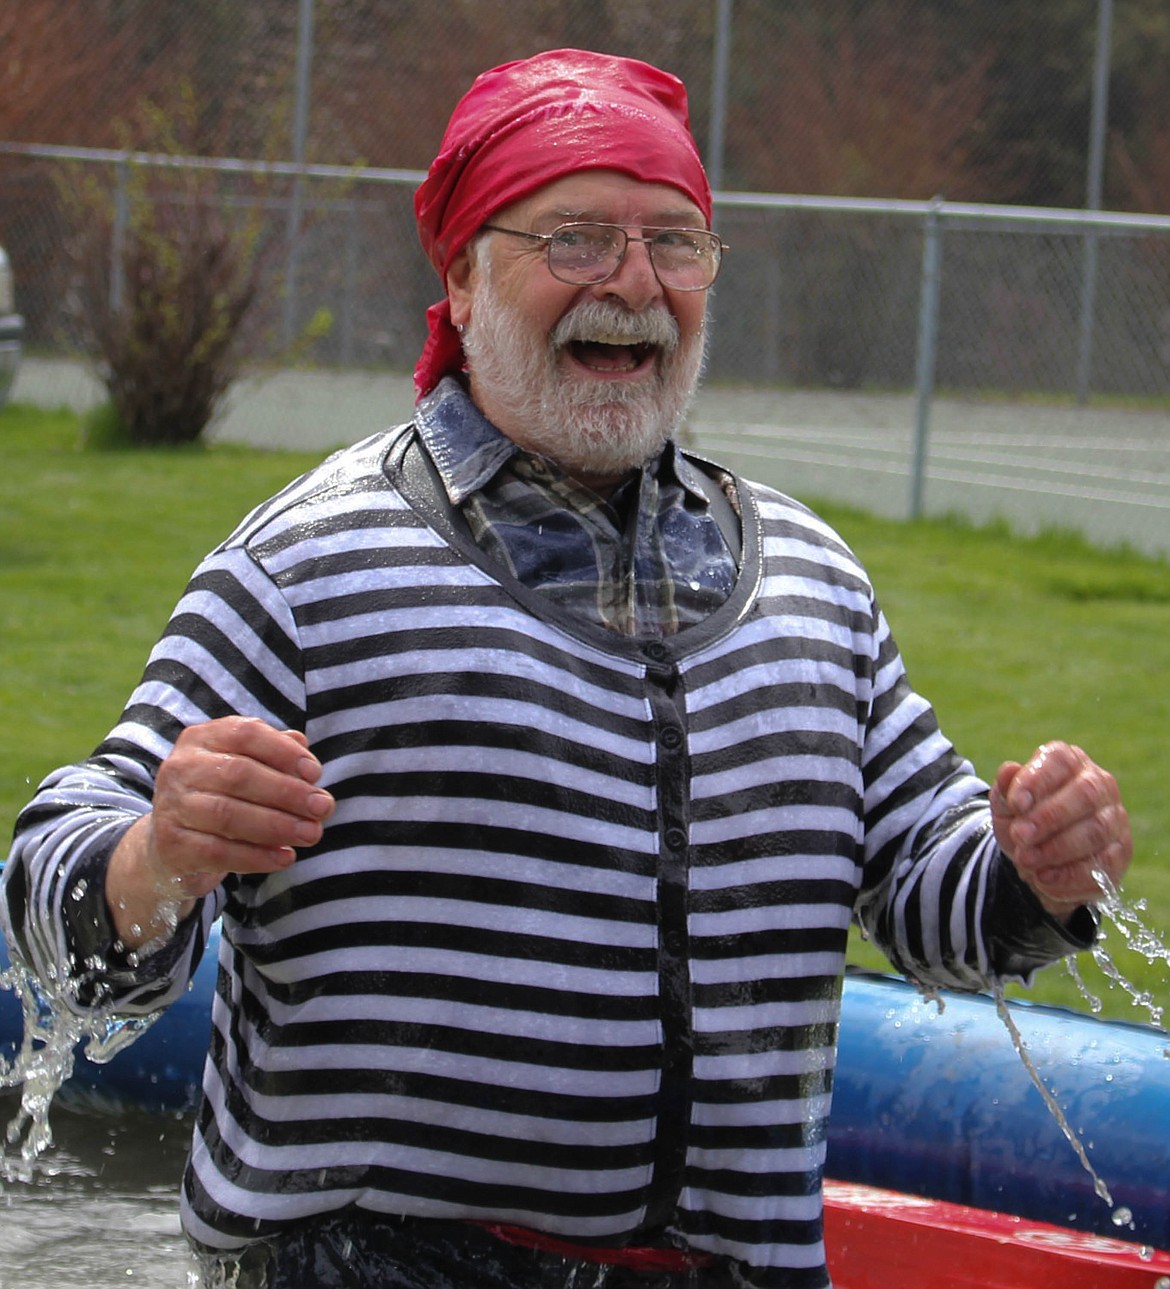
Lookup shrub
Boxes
[64,88,268,446]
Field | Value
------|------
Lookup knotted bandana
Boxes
[412,49,712,397]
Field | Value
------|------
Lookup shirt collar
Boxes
[414,377,519,504]
[413,375,711,505]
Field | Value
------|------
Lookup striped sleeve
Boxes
[1,541,307,1016]
[750,494,1089,992]
[854,589,1092,989]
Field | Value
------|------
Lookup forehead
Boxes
[492,170,708,229]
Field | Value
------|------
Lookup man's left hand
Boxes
[990,741,1132,922]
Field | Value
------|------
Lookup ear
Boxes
[446,243,477,329]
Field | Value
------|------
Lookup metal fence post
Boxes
[340,198,358,366]
[110,153,130,315]
[283,0,315,348]
[910,199,943,520]
[1075,0,1113,405]
[707,0,731,191]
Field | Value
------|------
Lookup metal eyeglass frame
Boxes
[480,221,728,291]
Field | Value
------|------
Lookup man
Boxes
[1,50,1130,1289]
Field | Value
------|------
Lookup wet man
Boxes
[2,49,1130,1289]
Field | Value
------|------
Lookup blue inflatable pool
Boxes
[2,926,1167,1250]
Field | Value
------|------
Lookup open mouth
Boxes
[566,338,658,374]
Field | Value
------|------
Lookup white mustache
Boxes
[550,299,680,353]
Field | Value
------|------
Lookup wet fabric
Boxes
[414,378,738,636]
[200,1214,741,1289]
[412,49,712,397]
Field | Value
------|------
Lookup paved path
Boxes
[13,358,1169,559]
[689,388,1170,558]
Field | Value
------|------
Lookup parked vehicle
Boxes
[0,244,23,409]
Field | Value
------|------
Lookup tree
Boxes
[1107,1,1170,213]
[307,0,715,170]
[0,1,162,146]
[728,0,1000,199]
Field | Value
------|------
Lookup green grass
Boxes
[0,404,325,818]
[2,402,1168,1022]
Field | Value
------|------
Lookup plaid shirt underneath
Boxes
[414,378,738,638]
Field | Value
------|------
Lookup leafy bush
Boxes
[65,88,268,446]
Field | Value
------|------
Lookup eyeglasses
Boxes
[480,221,727,291]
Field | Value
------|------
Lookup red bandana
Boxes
[412,49,712,397]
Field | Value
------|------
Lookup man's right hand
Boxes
[105,717,335,949]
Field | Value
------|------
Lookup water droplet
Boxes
[1112,1205,1134,1229]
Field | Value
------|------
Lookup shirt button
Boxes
[664,827,688,851]
[660,727,683,750]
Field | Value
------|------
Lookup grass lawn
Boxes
[2,401,1167,1021]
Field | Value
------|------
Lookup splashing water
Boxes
[1062,955,1103,1015]
[0,959,160,1185]
[0,962,86,1183]
[0,870,186,1185]
[989,867,1170,1228]
[1084,868,1170,1029]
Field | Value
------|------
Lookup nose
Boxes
[591,235,664,312]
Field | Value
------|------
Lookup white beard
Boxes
[461,267,708,480]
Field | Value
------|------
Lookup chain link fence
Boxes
[7,148,1170,395]
[2,1,1169,551]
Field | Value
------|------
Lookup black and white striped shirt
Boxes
[3,422,1086,1288]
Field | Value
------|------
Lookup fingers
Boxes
[187,716,320,782]
[991,742,1132,914]
[148,717,335,887]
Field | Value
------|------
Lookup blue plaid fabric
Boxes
[414,379,738,637]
